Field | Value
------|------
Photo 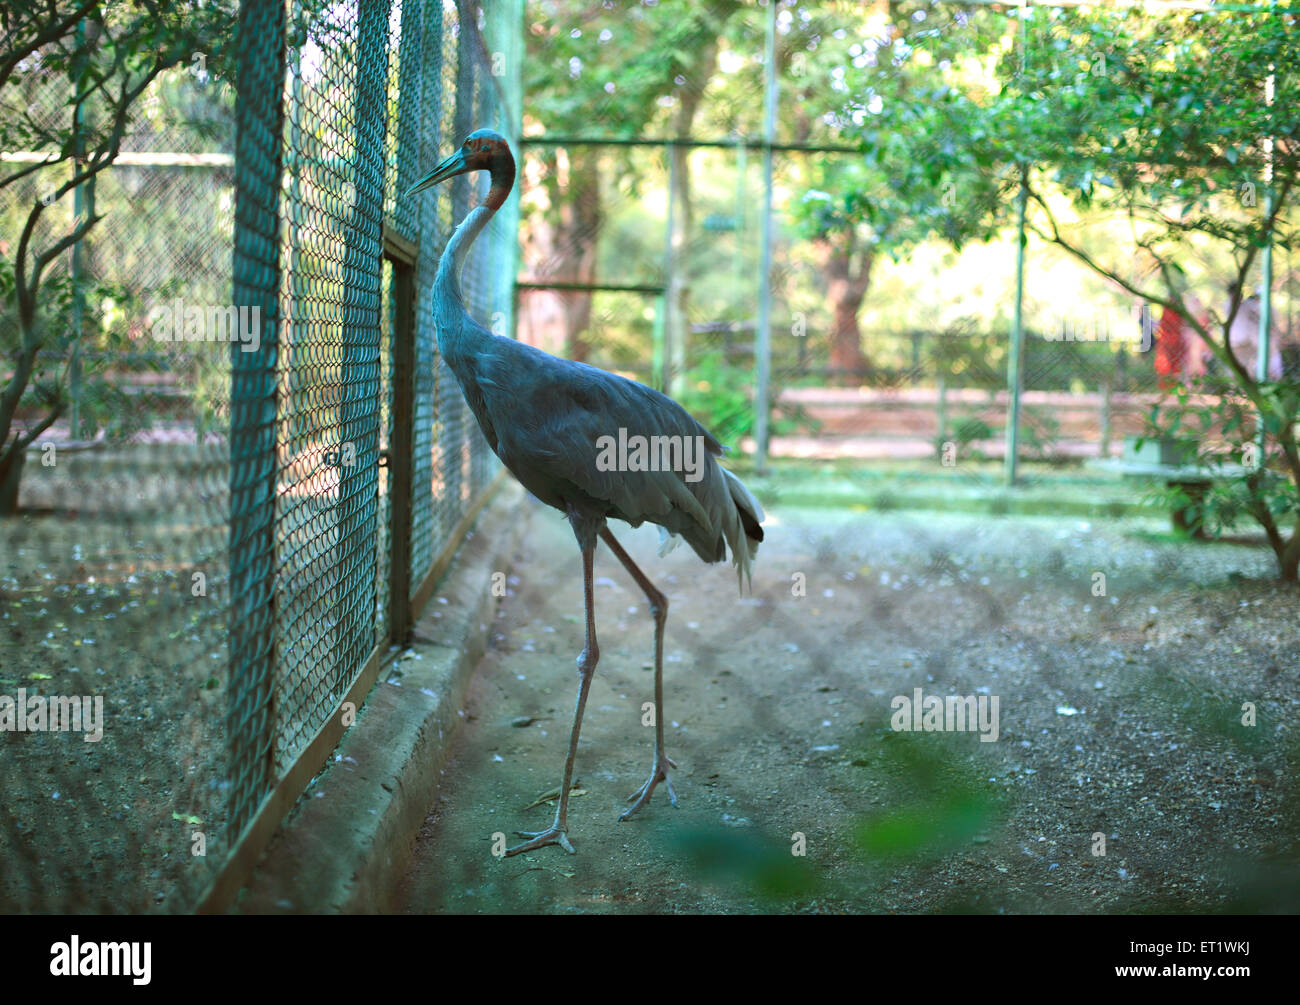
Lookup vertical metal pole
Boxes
[1258,226,1272,385]
[228,0,287,838]
[754,0,777,473]
[337,0,391,688]
[387,0,424,643]
[69,20,89,440]
[441,0,474,521]
[1256,60,1276,459]
[1258,67,1275,388]
[1100,371,1113,459]
[390,260,415,641]
[936,369,947,451]
[1005,164,1028,486]
[482,0,524,345]
[652,291,666,392]
[407,0,443,587]
[734,133,746,286]
[661,141,676,395]
[287,48,303,444]
[69,173,91,439]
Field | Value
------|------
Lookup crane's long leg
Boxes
[504,537,599,856]
[598,527,678,821]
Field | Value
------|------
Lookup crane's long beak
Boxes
[406,148,470,195]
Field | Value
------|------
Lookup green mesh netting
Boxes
[0,0,519,912]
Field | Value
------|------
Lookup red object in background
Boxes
[1154,306,1188,389]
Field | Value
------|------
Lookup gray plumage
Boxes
[443,329,763,588]
[409,128,763,855]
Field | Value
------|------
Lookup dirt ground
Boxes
[0,514,228,912]
[396,495,1300,914]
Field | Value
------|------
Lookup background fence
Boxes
[510,0,1300,480]
[0,0,520,912]
[516,137,1300,473]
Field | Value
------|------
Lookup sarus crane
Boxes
[409,129,764,856]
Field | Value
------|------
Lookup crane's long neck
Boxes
[433,158,515,360]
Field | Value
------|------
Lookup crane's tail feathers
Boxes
[722,468,764,595]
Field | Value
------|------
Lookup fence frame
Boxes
[195,0,519,914]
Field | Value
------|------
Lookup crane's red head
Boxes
[407,128,515,208]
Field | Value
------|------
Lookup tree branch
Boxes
[0,0,101,93]
[1024,182,1295,415]
[12,398,64,452]
[1244,468,1286,561]
[14,56,167,315]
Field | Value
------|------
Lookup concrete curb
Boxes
[233,479,530,913]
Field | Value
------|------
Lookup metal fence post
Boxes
[1100,370,1113,459]
[69,18,94,441]
[335,0,391,690]
[389,254,416,642]
[658,141,677,394]
[754,0,777,474]
[1257,62,1275,465]
[385,0,427,646]
[227,0,287,839]
[1004,164,1029,486]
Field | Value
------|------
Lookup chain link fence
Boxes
[1,0,519,912]
[518,136,1298,471]
[701,319,1173,465]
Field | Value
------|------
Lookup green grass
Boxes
[728,457,1161,519]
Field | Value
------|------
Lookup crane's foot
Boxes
[619,753,678,821]
[504,826,576,857]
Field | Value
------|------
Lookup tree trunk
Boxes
[0,444,25,516]
[823,235,873,383]
[0,309,51,517]
[829,295,869,379]
[1278,520,1300,582]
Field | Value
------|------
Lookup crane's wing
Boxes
[474,337,763,588]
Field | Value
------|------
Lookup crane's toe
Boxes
[505,826,576,856]
[618,754,679,821]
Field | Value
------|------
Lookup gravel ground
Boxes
[397,497,1300,914]
[0,515,228,912]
